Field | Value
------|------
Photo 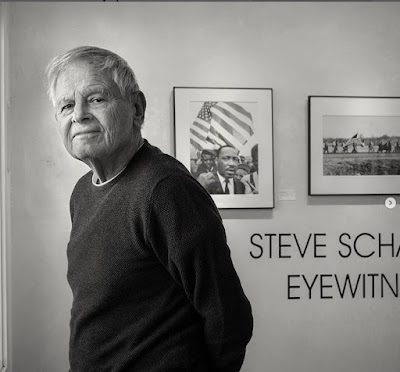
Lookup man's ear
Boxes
[132,90,146,128]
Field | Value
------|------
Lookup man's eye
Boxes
[60,104,73,113]
[91,97,104,103]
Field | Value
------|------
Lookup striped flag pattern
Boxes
[190,101,254,153]
[190,102,218,151]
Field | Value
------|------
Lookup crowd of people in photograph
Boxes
[323,138,400,154]
[190,144,259,195]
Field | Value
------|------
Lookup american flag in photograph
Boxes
[190,102,218,150]
[190,101,254,152]
[210,102,254,151]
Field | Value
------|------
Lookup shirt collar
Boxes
[217,172,234,194]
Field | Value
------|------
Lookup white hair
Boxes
[45,46,140,106]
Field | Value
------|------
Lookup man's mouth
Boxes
[73,130,100,139]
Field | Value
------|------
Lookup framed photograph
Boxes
[309,96,400,195]
[174,87,274,209]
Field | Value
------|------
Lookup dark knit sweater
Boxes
[67,140,253,372]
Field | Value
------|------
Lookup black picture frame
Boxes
[174,87,274,208]
[309,95,400,195]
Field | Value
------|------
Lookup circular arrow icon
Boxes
[385,197,396,209]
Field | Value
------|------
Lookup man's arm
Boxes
[147,173,253,371]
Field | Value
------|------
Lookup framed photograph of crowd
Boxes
[309,95,400,195]
[174,87,274,209]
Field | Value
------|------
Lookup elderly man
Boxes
[46,46,252,372]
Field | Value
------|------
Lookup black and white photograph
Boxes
[322,116,400,176]
[309,96,400,195]
[3,2,400,372]
[174,87,274,208]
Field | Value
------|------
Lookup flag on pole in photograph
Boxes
[190,102,218,151]
[344,132,361,147]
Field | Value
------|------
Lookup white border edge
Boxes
[0,3,8,371]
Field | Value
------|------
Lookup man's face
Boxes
[54,59,137,164]
[235,168,248,181]
[217,147,239,179]
[201,154,215,171]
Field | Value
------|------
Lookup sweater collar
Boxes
[91,140,146,187]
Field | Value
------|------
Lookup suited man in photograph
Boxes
[203,145,245,195]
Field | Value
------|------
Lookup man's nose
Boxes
[72,101,91,123]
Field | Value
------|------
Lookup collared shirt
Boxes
[217,172,234,194]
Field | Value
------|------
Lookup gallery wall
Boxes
[4,2,400,371]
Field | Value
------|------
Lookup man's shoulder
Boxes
[120,141,194,194]
[134,142,217,207]
[135,141,189,179]
[71,171,93,196]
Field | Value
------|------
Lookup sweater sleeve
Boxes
[147,173,253,372]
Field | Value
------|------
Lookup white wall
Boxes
[5,2,400,371]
